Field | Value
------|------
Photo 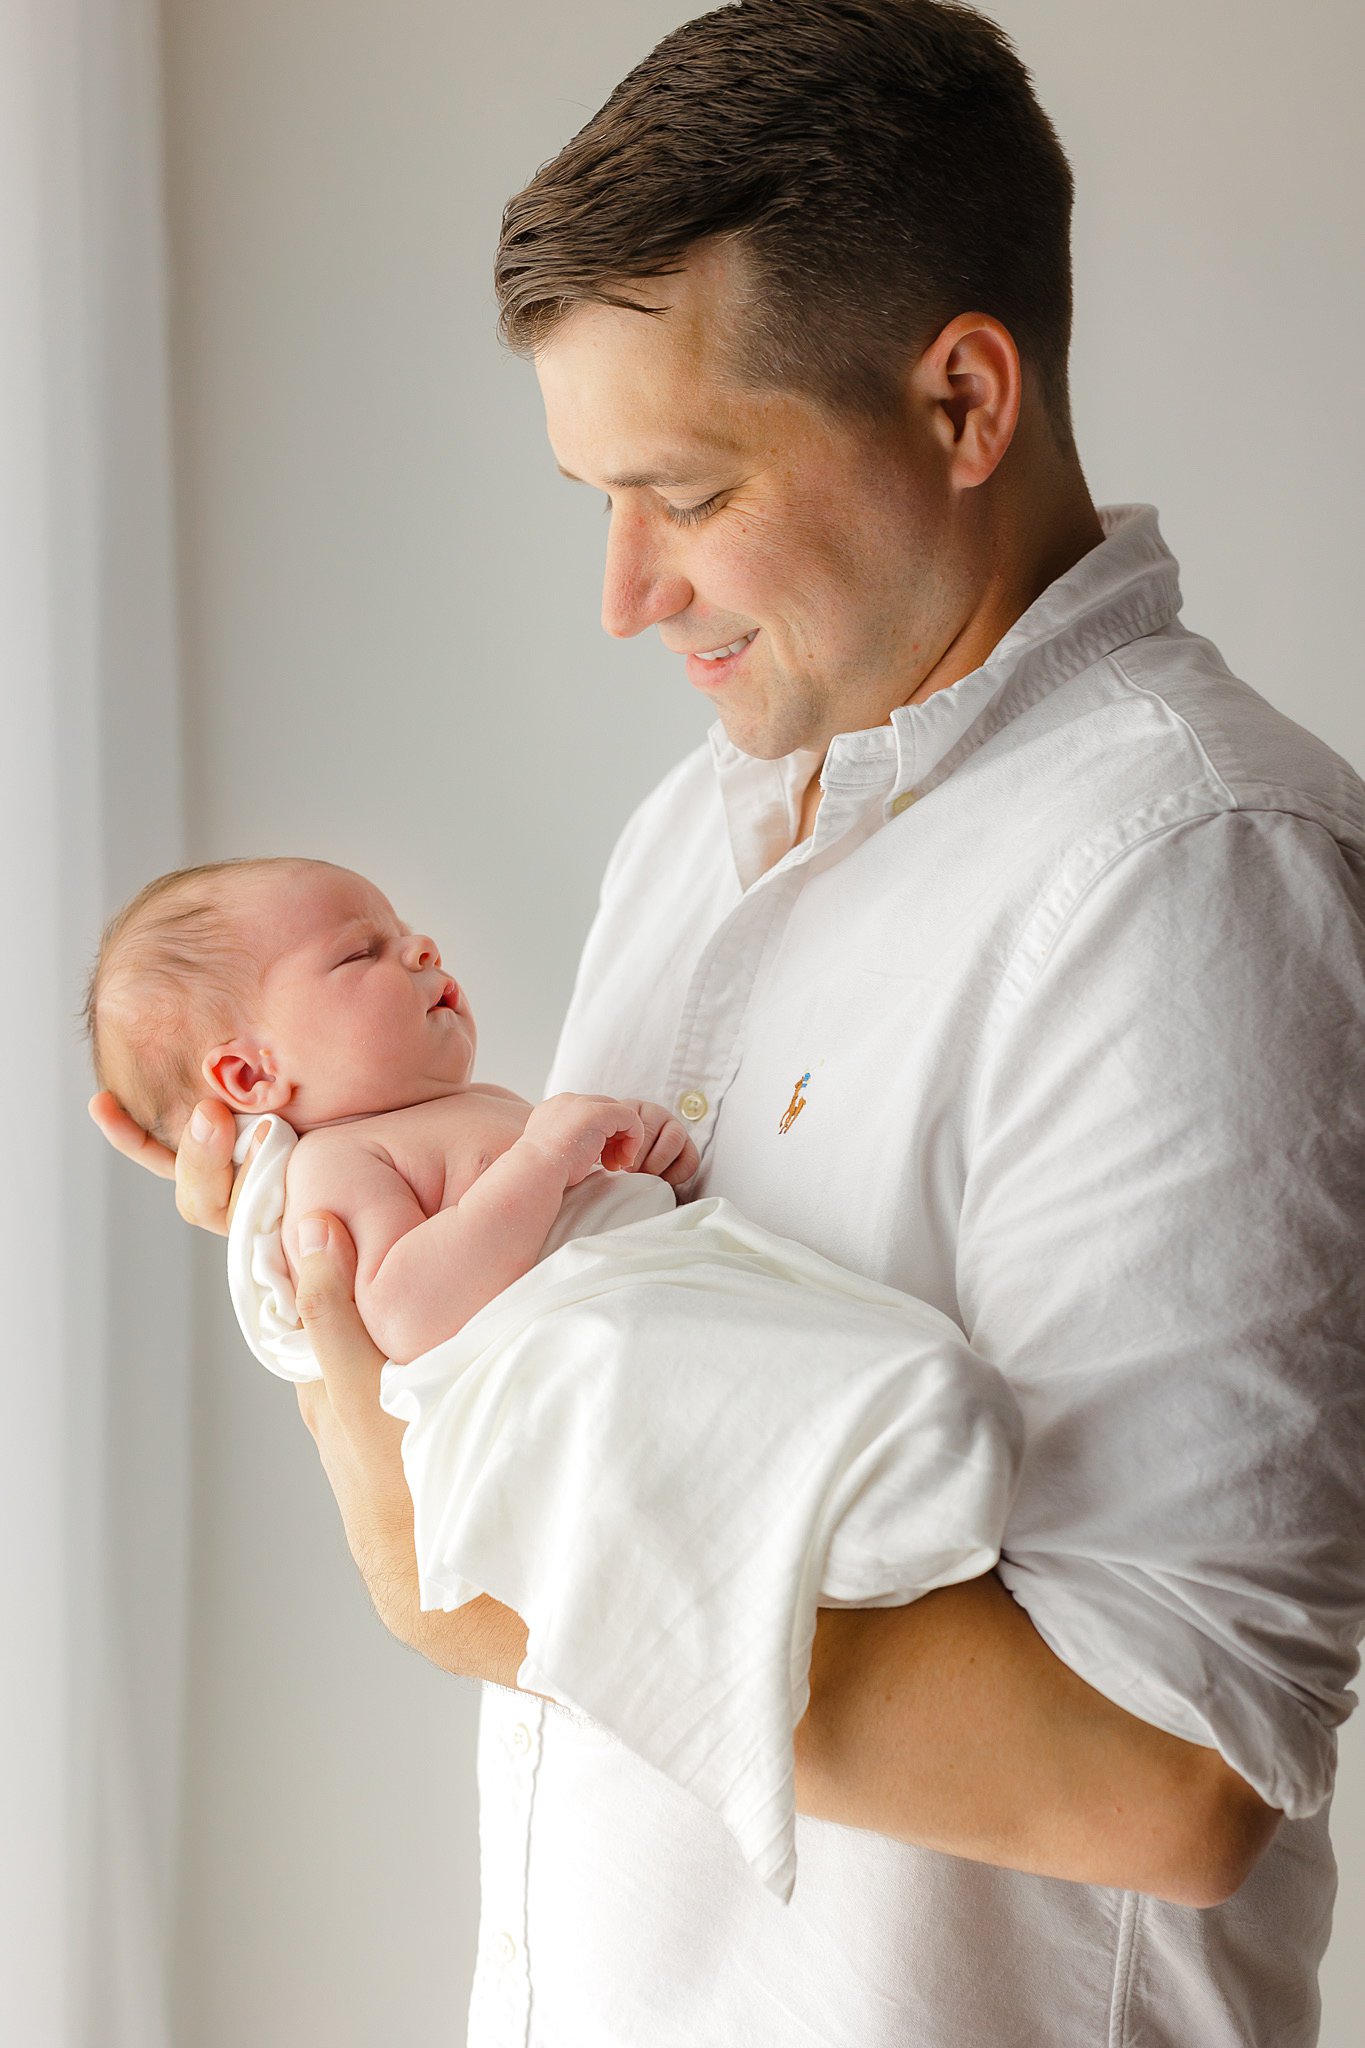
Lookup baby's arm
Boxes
[283,1096,646,1368]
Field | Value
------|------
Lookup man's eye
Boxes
[664,493,723,528]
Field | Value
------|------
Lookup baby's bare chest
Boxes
[303,1091,529,1217]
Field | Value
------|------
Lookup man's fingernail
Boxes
[190,1107,213,1144]
[298,1216,329,1257]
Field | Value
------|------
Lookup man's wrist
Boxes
[346,1500,528,1686]
[404,1593,530,1688]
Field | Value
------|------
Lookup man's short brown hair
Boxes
[495,0,1076,436]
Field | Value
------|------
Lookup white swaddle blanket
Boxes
[227,1112,1022,1899]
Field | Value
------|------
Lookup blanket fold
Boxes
[377,1196,1022,1900]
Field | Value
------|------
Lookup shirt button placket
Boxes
[666,864,805,1153]
[469,1696,542,2046]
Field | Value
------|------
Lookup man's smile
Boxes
[683,629,758,689]
[693,630,758,662]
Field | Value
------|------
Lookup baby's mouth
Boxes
[429,978,460,1014]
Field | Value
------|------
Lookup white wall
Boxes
[8,6,187,2044]
[159,3,1365,2042]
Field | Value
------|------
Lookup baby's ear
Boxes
[202,1040,293,1116]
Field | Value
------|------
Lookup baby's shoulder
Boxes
[285,1094,510,1220]
[374,1092,525,1206]
[283,1118,401,1205]
[289,1116,386,1163]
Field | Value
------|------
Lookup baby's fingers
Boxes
[641,1119,699,1185]
[599,1106,647,1172]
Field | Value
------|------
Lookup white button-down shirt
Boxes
[467,506,1365,2047]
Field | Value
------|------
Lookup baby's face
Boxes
[219,863,477,1130]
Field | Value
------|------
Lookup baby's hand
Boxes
[628,1101,700,1187]
[523,1093,647,1186]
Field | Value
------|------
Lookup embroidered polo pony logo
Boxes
[779,1072,811,1135]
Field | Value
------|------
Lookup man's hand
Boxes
[88,1089,258,1235]
[292,1210,528,1685]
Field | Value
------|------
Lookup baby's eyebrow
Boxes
[320,918,376,953]
[325,913,410,947]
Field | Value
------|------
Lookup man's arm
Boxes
[88,1023,1302,1909]
[290,1209,529,1684]
[290,1209,1278,1909]
[794,1584,1279,1909]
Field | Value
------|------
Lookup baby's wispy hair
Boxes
[84,856,307,1149]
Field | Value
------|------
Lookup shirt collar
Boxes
[710,504,1182,887]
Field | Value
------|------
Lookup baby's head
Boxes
[85,857,476,1147]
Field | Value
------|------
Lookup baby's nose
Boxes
[404,933,440,970]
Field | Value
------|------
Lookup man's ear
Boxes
[916,311,1022,490]
[202,1040,294,1115]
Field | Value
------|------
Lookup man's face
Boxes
[535,248,968,759]
[233,863,476,1130]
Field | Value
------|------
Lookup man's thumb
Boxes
[295,1213,382,1390]
[294,1213,350,1314]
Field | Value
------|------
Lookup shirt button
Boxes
[497,1932,518,1964]
[678,1090,709,1122]
[890,789,918,816]
[511,1722,532,1754]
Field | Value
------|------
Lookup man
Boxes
[95,2,1364,2041]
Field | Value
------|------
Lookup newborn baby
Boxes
[85,855,697,1365]
[87,857,1022,1902]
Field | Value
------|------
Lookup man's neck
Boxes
[794,483,1104,846]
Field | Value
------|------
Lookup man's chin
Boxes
[713,704,823,764]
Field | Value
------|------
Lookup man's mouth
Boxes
[686,629,757,687]
[693,630,757,662]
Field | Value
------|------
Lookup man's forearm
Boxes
[405,1590,530,1691]
[300,1213,1277,1916]
[384,1554,1276,1905]
[338,1483,529,1689]
[794,1574,1280,1907]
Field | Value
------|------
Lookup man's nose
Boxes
[601,506,693,640]
[402,933,440,971]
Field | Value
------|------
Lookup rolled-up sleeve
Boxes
[959,806,1365,1816]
